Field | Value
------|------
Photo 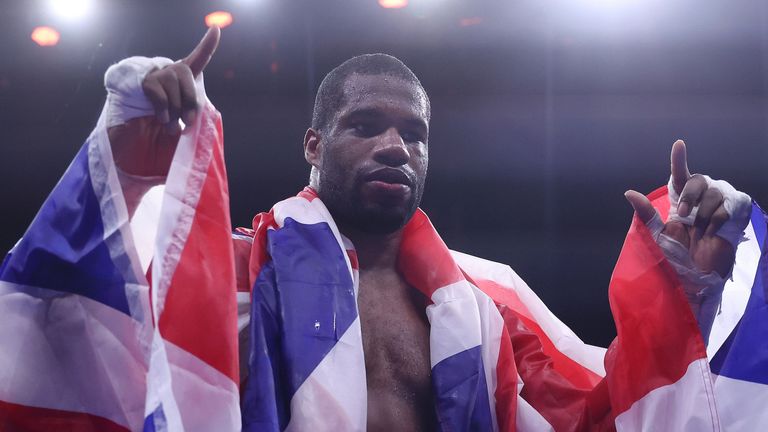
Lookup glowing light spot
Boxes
[205,11,233,28]
[31,27,60,47]
[49,0,93,20]
[379,0,408,9]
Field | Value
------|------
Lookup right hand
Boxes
[107,27,220,177]
[624,140,751,278]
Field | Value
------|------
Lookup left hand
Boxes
[625,140,751,278]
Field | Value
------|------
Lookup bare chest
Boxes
[357,270,437,431]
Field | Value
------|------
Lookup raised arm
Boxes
[625,140,752,340]
[105,27,220,217]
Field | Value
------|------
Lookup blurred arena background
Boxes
[1,0,767,347]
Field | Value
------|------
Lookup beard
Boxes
[317,163,425,235]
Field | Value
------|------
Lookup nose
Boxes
[372,127,409,167]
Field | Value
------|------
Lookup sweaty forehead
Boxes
[338,73,430,120]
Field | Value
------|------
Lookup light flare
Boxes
[31,27,61,47]
[379,0,408,9]
[49,0,93,20]
[205,11,234,28]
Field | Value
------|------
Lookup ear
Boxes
[303,128,322,168]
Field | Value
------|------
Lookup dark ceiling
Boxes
[1,0,767,346]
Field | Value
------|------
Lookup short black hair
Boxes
[311,53,431,133]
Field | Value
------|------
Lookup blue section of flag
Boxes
[242,217,357,430]
[268,218,357,398]
[242,260,287,432]
[143,404,167,432]
[0,145,131,315]
[432,345,493,431]
[710,203,768,385]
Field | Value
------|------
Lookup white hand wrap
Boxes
[104,56,174,128]
[666,174,752,250]
[647,176,752,342]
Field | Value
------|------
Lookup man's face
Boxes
[315,73,430,234]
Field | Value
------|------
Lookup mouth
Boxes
[362,168,414,188]
[360,167,414,200]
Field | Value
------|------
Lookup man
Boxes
[1,27,760,431]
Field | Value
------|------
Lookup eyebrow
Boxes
[343,107,428,131]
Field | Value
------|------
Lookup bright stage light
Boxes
[205,11,234,28]
[48,0,93,20]
[379,0,408,9]
[31,26,61,47]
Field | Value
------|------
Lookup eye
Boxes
[401,131,425,144]
[351,122,377,137]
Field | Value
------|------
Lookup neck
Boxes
[339,224,403,271]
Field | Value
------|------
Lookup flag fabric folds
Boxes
[0,77,240,431]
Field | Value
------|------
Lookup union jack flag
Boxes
[0,78,240,431]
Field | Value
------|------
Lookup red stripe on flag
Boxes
[158,111,239,383]
[233,236,254,293]
[346,249,359,270]
[399,210,465,297]
[297,187,319,202]
[605,185,706,416]
[494,324,518,432]
[470,277,536,322]
[472,277,603,390]
[499,307,615,430]
[648,185,671,221]
[248,211,276,289]
[0,400,127,432]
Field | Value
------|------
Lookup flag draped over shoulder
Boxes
[236,189,607,431]
[236,186,768,431]
[0,77,240,431]
[238,188,605,431]
[239,189,533,431]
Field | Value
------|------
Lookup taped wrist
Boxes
[649,211,725,342]
[104,56,174,128]
[647,175,752,343]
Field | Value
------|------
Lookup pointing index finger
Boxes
[182,26,221,77]
[670,139,691,195]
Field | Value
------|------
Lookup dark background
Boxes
[1,0,767,347]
